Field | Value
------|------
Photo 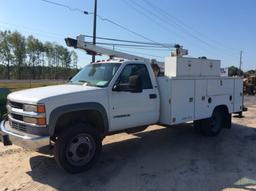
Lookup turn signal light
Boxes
[37,105,45,113]
[37,118,46,125]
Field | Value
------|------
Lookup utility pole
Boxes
[239,50,245,118]
[239,50,243,76]
[92,0,97,62]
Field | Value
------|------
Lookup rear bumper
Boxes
[0,120,50,151]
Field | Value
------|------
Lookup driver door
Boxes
[109,63,159,131]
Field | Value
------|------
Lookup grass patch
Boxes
[0,80,64,92]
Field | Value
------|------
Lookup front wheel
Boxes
[54,123,102,173]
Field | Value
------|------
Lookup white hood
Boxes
[8,84,101,104]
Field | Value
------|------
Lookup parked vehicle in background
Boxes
[244,75,256,95]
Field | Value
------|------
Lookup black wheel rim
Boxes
[66,133,96,167]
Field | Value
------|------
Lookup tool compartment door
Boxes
[177,58,201,76]
[195,79,209,119]
[207,79,233,96]
[234,79,243,112]
[171,79,195,124]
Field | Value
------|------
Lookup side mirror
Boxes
[67,76,73,82]
[112,84,121,91]
[128,75,142,93]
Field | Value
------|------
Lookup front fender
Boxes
[48,102,109,136]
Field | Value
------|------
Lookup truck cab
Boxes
[0,59,161,173]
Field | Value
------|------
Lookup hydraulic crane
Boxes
[65,35,188,70]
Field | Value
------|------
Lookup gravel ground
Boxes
[0,96,256,191]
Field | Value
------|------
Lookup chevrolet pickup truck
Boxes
[0,36,244,173]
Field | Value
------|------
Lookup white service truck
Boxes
[0,35,244,173]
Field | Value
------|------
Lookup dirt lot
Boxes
[0,96,256,191]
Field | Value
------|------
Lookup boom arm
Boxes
[65,35,188,70]
[65,35,164,67]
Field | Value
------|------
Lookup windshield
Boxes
[70,63,121,87]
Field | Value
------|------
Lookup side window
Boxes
[116,64,153,89]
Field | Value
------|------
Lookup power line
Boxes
[95,15,170,48]
[1,19,238,61]
[122,0,188,44]
[0,21,170,57]
[140,0,239,58]
[40,0,171,48]
[142,0,201,35]
[0,20,173,50]
[121,0,181,38]
[141,0,239,54]
[120,0,239,58]
[122,0,235,58]
[13,0,240,58]
[129,0,220,50]
[0,20,65,41]
[41,0,92,14]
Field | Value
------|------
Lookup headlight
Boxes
[23,116,37,124]
[23,104,37,112]
[23,116,46,125]
[23,104,45,113]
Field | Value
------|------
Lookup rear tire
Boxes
[224,113,232,129]
[194,108,228,137]
[54,123,102,173]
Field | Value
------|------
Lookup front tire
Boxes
[54,123,102,173]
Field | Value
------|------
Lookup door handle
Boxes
[149,94,157,99]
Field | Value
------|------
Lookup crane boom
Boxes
[76,35,152,63]
[65,35,188,70]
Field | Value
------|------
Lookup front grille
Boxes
[9,101,23,109]
[11,121,27,132]
[11,113,23,121]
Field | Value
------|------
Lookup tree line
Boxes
[0,30,79,80]
[1,30,255,80]
[228,66,256,77]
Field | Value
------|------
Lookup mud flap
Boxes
[1,134,12,146]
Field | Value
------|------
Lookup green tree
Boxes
[26,35,44,79]
[71,50,78,69]
[60,47,71,77]
[0,30,13,79]
[0,30,79,80]
[10,31,26,79]
[228,66,244,76]
[44,41,55,79]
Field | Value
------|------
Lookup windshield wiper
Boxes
[70,80,103,87]
[78,80,90,83]
[77,80,97,87]
[68,80,89,85]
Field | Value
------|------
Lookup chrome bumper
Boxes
[0,120,50,151]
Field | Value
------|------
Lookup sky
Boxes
[0,0,255,70]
